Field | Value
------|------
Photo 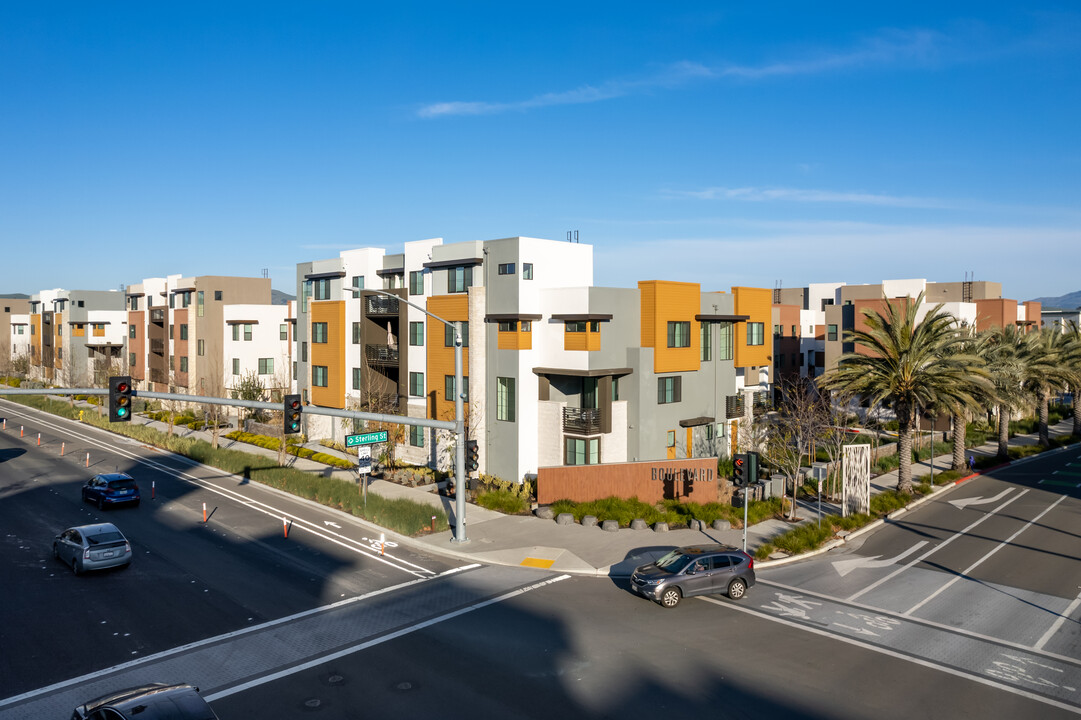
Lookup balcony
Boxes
[563,407,601,435]
[726,394,745,417]
[149,339,165,356]
[150,368,168,384]
[150,308,166,324]
[366,296,400,316]
[365,344,400,365]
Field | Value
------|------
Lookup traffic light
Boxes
[108,376,132,423]
[732,453,747,487]
[283,394,302,435]
[747,451,760,485]
[465,439,479,472]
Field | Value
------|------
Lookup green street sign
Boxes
[346,431,388,447]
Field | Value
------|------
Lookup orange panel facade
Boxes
[311,300,345,409]
[733,286,771,367]
[638,280,701,374]
[427,295,470,421]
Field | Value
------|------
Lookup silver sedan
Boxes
[53,523,132,574]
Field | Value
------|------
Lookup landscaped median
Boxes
[0,392,450,537]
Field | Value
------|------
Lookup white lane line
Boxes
[0,403,436,576]
[203,573,572,702]
[904,494,1067,617]
[0,564,479,708]
[846,489,1029,603]
[700,596,1081,716]
[1036,589,1081,652]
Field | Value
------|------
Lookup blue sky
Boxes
[2,2,1078,301]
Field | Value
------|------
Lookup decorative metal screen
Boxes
[842,443,871,517]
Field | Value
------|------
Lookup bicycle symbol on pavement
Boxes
[362,536,398,552]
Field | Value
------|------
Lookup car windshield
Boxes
[107,479,137,490]
[87,531,124,545]
[654,550,694,572]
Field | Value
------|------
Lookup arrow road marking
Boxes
[831,541,929,577]
[948,487,1014,510]
[323,521,341,529]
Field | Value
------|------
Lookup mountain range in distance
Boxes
[1031,290,1081,310]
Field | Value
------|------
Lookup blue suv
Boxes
[82,473,140,509]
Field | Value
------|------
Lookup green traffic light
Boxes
[117,407,128,417]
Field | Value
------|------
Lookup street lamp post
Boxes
[346,286,469,543]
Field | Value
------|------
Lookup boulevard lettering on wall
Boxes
[651,466,714,483]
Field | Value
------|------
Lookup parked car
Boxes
[72,683,218,719]
[630,543,756,608]
[82,472,140,509]
[53,523,132,574]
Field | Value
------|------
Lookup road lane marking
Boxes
[1036,590,1081,652]
[0,564,480,709]
[904,494,1067,616]
[949,487,1014,510]
[846,489,1028,603]
[0,402,438,577]
[831,541,928,577]
[202,573,572,702]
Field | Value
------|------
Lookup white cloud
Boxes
[667,186,953,209]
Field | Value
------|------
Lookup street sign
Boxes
[357,445,372,475]
[346,430,388,447]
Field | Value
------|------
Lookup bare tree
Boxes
[760,377,827,521]
[199,367,228,449]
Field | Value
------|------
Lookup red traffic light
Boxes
[116,381,129,394]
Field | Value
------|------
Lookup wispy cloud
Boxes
[666,186,953,209]
[417,29,944,118]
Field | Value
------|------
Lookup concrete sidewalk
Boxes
[80,403,1081,577]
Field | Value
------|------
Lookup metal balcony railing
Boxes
[726,394,745,416]
[563,407,601,435]
[150,308,165,323]
[365,344,400,365]
[365,296,400,315]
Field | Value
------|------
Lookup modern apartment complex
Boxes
[294,236,773,484]
[26,289,127,386]
[2,297,31,374]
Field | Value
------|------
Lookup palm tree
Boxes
[1061,320,1081,437]
[979,326,1029,460]
[820,293,984,495]
[942,325,991,472]
[1020,329,1073,447]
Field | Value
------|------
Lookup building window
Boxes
[214,290,222,301]
[57,324,62,337]
[774,325,782,336]
[313,278,331,300]
[701,323,712,361]
[180,324,188,340]
[565,321,586,333]
[409,271,424,296]
[197,291,204,317]
[497,377,516,422]
[232,358,240,375]
[747,322,765,346]
[302,281,311,313]
[312,322,328,344]
[667,321,690,348]
[258,358,273,375]
[232,325,239,341]
[445,322,469,347]
[301,342,307,362]
[498,263,515,275]
[280,324,288,341]
[312,365,328,387]
[498,321,517,332]
[565,437,599,466]
[351,322,361,345]
[658,376,682,404]
[792,325,798,337]
[409,322,424,346]
[56,347,62,359]
[445,375,469,402]
[448,265,472,293]
[409,425,424,447]
[523,263,533,280]
[352,367,361,391]
[244,324,252,341]
[129,352,136,367]
[180,357,189,372]
[667,430,676,448]
[521,320,531,332]
[197,339,205,356]
[827,324,838,341]
[409,372,424,397]
[351,276,364,297]
[719,323,734,360]
[129,325,136,339]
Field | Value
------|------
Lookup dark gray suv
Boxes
[630,543,756,608]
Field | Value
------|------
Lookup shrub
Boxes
[476,489,530,514]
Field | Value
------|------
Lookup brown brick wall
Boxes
[537,457,728,505]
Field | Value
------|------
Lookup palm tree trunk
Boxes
[997,404,1010,459]
[1073,390,1080,437]
[897,415,914,495]
[951,411,967,471]
[1038,391,1050,448]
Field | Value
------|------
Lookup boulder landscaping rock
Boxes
[601,519,620,532]
[653,522,669,532]
[687,519,701,531]
[711,519,732,531]
[555,512,575,526]
[534,506,555,520]
[630,518,648,530]
[581,515,598,528]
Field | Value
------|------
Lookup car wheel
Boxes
[97,497,105,510]
[728,578,747,601]
[660,587,682,608]
[53,543,59,559]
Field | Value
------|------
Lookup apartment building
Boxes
[26,289,126,385]
[295,236,773,485]
[773,279,1036,376]
[1042,307,1081,333]
[2,297,31,374]
[125,275,273,395]
[223,301,295,398]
